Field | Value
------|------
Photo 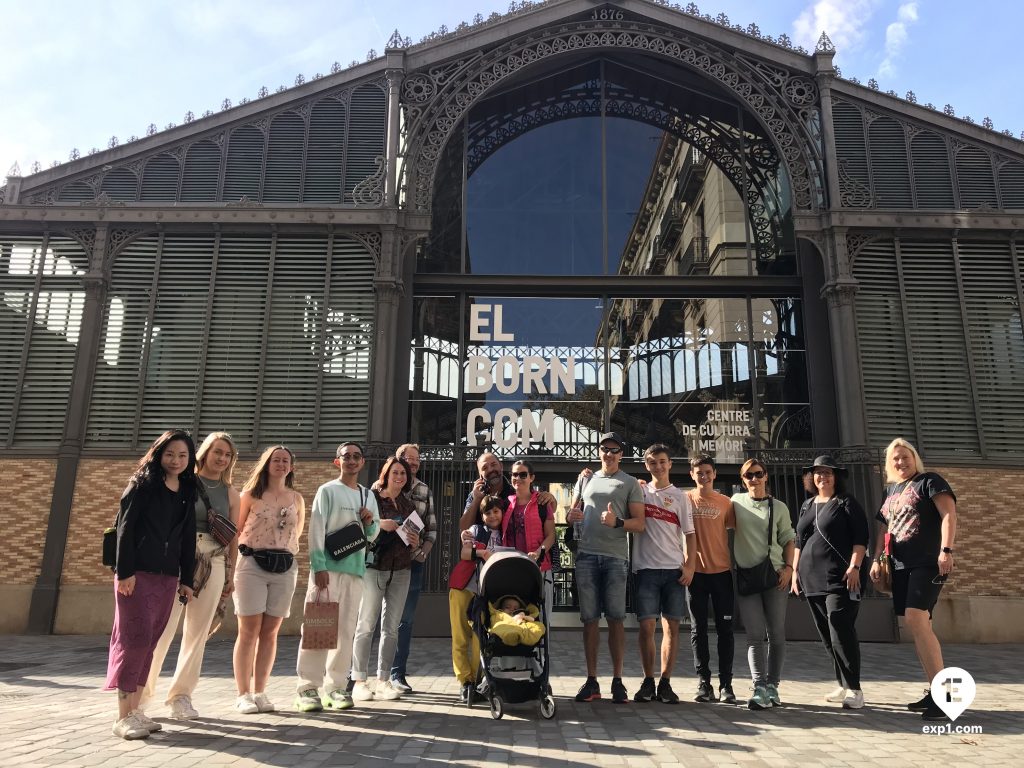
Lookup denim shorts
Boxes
[634,568,686,621]
[575,552,628,623]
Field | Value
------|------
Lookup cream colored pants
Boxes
[295,571,363,693]
[142,534,227,707]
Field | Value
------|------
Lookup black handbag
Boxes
[326,521,368,560]
[735,498,779,596]
[102,526,117,568]
[325,486,369,561]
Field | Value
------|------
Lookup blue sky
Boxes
[1,0,1019,175]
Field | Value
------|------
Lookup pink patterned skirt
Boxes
[104,572,178,692]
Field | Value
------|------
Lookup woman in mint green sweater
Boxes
[731,459,795,711]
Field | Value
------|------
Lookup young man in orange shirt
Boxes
[686,455,737,704]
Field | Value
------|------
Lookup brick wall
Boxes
[930,465,1021,598]
[1,458,57,585]
[62,456,342,587]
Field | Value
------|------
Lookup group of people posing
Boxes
[105,432,436,739]
[453,431,958,723]
[103,428,958,740]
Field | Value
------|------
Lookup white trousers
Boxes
[295,571,363,694]
[142,534,226,707]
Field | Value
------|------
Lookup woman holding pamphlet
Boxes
[350,456,422,701]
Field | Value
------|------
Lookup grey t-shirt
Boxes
[578,470,644,560]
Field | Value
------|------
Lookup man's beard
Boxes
[485,470,503,488]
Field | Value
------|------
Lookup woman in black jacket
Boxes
[104,429,198,740]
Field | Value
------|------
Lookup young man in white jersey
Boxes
[632,444,696,704]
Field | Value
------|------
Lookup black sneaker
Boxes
[695,680,716,702]
[344,676,355,694]
[611,677,629,704]
[575,678,601,702]
[908,690,932,711]
[719,684,737,704]
[461,682,484,703]
[657,678,680,704]
[391,675,413,694]
[921,701,948,721]
[634,677,656,702]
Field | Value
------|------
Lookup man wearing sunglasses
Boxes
[567,432,645,704]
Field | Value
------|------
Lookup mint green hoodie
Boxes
[308,479,380,575]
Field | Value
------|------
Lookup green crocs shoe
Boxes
[294,687,323,712]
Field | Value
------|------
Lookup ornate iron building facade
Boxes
[2,0,1020,638]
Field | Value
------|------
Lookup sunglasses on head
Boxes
[599,445,623,454]
[511,471,531,479]
[743,471,766,480]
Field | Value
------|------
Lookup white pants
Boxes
[295,571,363,694]
[142,534,226,707]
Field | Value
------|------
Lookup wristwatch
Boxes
[614,517,624,529]
[941,547,955,554]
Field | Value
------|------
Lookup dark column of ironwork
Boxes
[813,49,842,210]
[370,229,403,443]
[821,229,867,446]
[28,224,109,633]
[385,54,405,206]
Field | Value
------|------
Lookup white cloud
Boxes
[793,0,881,53]
[878,2,920,79]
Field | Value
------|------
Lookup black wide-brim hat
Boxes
[801,454,846,473]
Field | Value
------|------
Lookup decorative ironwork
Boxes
[387,29,411,49]
[351,155,387,207]
[816,31,835,53]
[846,232,883,262]
[225,195,263,208]
[7,162,21,178]
[837,158,875,208]
[401,19,826,216]
[349,232,383,264]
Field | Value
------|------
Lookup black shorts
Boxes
[892,565,945,616]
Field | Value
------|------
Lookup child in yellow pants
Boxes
[489,595,545,646]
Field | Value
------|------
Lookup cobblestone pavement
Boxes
[0,632,1020,767]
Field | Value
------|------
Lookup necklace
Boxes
[198,475,222,489]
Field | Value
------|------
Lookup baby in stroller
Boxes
[489,595,545,647]
[473,551,556,720]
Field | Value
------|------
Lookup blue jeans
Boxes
[575,552,628,623]
[635,568,686,621]
[390,560,423,679]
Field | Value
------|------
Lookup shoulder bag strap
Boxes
[813,499,849,566]
[766,498,775,558]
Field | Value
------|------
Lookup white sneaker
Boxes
[112,714,150,740]
[375,680,401,701]
[351,681,374,701]
[253,692,275,712]
[131,710,162,732]
[842,689,865,709]
[824,686,847,703]
[235,693,260,714]
[169,695,198,720]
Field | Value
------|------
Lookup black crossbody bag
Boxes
[735,498,778,596]
[324,486,369,560]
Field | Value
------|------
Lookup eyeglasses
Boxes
[339,454,362,462]
[743,471,766,480]
[599,446,623,454]
[511,471,531,479]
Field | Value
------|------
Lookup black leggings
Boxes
[807,592,861,690]
[686,570,735,686]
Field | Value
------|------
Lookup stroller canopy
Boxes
[478,551,543,606]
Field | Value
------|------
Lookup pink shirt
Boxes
[240,495,301,554]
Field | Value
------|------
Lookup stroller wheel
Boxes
[539,694,557,719]
[490,695,505,720]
